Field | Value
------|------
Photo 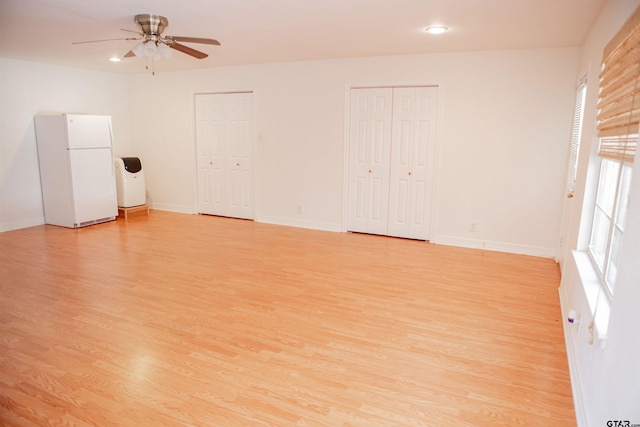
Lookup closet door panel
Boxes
[388,87,438,240]
[196,95,227,216]
[347,88,393,235]
[408,87,437,240]
[226,93,253,219]
[388,88,416,238]
[195,92,253,219]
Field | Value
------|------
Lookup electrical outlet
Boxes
[470,222,477,232]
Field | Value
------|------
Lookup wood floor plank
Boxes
[0,211,575,426]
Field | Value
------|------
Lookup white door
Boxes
[66,115,113,149]
[388,87,438,240]
[225,96,253,218]
[347,88,393,235]
[69,148,118,224]
[195,92,253,219]
[347,86,438,240]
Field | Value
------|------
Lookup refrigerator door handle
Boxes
[108,121,115,177]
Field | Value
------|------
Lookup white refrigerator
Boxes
[35,114,118,228]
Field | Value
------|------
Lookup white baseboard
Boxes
[0,216,45,232]
[149,203,195,214]
[147,208,341,232]
[559,285,587,427]
[0,210,335,233]
[432,234,556,258]
[256,215,342,233]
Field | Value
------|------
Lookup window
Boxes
[566,80,587,197]
[587,6,639,295]
[588,159,632,293]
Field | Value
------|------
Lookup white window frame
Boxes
[587,157,633,295]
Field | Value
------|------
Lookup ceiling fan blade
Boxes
[168,42,208,59]
[72,37,139,45]
[121,28,143,35]
[166,36,220,46]
[124,50,136,58]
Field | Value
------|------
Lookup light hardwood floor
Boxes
[0,211,575,426]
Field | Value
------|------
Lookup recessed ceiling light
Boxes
[425,26,448,35]
[109,57,121,62]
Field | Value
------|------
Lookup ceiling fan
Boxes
[73,14,220,61]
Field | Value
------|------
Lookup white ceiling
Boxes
[0,0,605,75]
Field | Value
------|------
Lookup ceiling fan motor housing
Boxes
[135,14,169,37]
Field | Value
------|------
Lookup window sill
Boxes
[572,250,610,347]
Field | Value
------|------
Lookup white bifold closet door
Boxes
[348,86,438,240]
[348,88,394,236]
[195,92,253,219]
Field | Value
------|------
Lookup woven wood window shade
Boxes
[596,6,640,163]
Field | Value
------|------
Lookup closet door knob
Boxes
[408,172,412,176]
[368,169,372,173]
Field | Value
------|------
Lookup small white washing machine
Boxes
[114,157,146,207]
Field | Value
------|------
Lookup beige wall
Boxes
[0,58,131,231]
[1,47,579,254]
[0,46,580,257]
[559,0,640,425]
[127,47,579,256]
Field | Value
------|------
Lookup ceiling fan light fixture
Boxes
[157,43,172,59]
[425,25,448,35]
[143,41,158,56]
[132,42,146,57]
